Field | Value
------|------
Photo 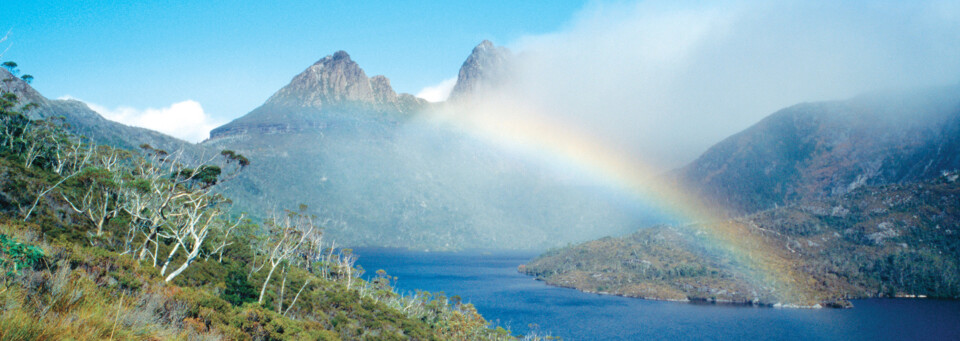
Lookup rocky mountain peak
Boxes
[264,50,378,108]
[331,50,351,62]
[370,75,399,106]
[476,40,494,50]
[448,40,512,101]
[208,50,428,139]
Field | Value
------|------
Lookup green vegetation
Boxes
[0,73,536,339]
[522,173,960,307]
[0,234,43,276]
[521,227,774,305]
[1,61,16,75]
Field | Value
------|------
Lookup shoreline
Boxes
[521,272,954,309]
[517,268,849,309]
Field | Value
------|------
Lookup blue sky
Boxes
[2,1,586,137]
[3,0,958,156]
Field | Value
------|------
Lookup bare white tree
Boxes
[60,167,122,236]
[22,137,94,221]
[51,136,95,176]
[283,277,311,316]
[116,147,246,283]
[121,149,186,263]
[20,120,53,168]
[256,210,317,304]
[158,191,223,282]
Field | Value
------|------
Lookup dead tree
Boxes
[256,210,317,304]
[158,190,225,282]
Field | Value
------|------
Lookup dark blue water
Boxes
[353,247,960,340]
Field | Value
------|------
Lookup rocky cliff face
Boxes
[209,51,426,138]
[673,85,960,215]
[266,51,379,108]
[447,40,512,101]
[0,68,47,105]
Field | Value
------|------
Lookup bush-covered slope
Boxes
[673,85,960,216]
[0,80,530,340]
[522,172,960,307]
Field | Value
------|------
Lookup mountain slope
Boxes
[523,171,960,307]
[0,87,519,339]
[0,68,198,153]
[674,85,960,215]
[522,85,960,306]
[204,45,641,250]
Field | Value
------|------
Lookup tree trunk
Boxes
[164,247,199,282]
[277,266,287,313]
[138,226,157,261]
[284,278,311,316]
[159,242,181,276]
[258,263,279,304]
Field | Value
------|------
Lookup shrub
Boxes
[222,267,257,306]
[0,233,44,276]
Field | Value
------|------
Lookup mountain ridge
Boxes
[0,68,198,153]
[521,83,960,306]
[209,51,427,139]
[200,42,642,250]
[672,84,960,215]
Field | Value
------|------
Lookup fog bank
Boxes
[492,1,960,169]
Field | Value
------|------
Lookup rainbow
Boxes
[425,98,817,305]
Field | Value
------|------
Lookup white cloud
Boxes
[416,77,457,102]
[61,96,223,143]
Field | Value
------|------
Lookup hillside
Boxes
[203,43,643,250]
[0,68,200,155]
[0,83,528,340]
[523,86,960,307]
[674,85,960,215]
[523,164,960,307]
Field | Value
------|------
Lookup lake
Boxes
[353,247,960,340]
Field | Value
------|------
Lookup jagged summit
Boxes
[331,50,351,61]
[209,50,426,138]
[448,40,512,101]
[265,50,385,108]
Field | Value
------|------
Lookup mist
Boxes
[474,0,960,169]
[209,1,960,250]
